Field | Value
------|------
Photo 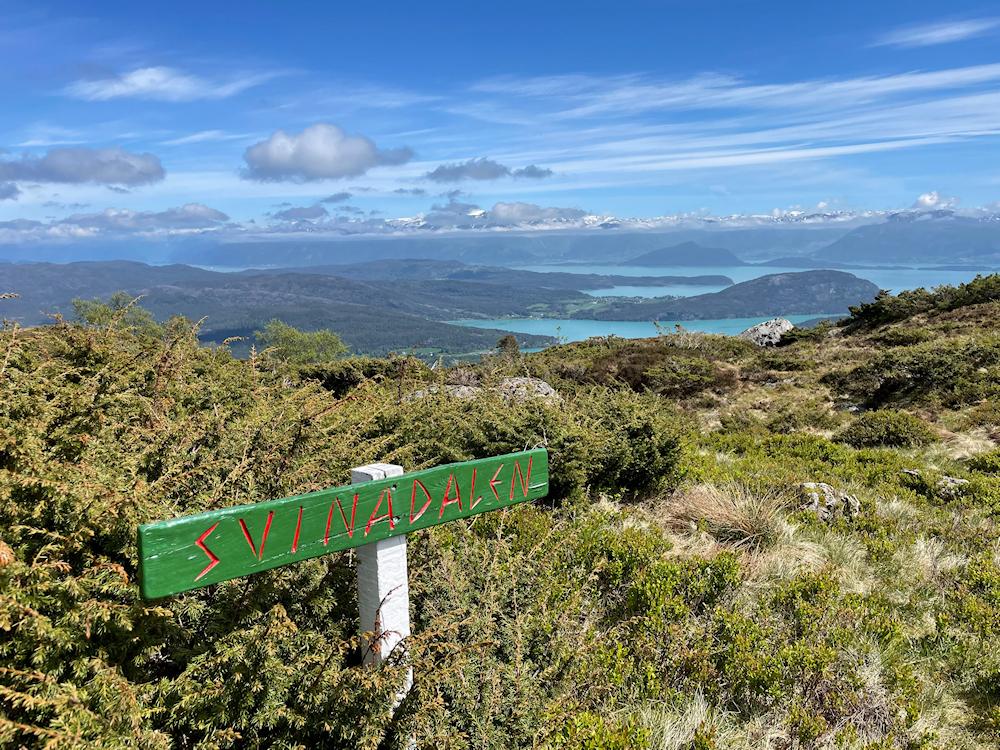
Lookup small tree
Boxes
[255,320,348,364]
[73,292,162,337]
[497,334,521,358]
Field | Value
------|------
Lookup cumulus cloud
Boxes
[424,157,553,182]
[58,203,229,232]
[488,201,586,223]
[0,182,20,201]
[875,18,999,48]
[242,124,412,182]
[912,191,959,209]
[511,164,553,179]
[320,192,352,203]
[270,204,329,221]
[66,66,274,102]
[0,147,164,186]
[425,158,510,182]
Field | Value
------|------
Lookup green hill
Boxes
[2,276,1000,748]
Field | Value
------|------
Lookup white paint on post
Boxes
[352,463,413,701]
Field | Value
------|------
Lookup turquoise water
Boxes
[451,315,829,343]
[517,264,996,297]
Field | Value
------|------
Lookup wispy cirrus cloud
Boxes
[66,66,278,102]
[160,129,254,146]
[874,17,1000,48]
[470,64,1000,120]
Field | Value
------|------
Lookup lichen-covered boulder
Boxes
[497,377,560,404]
[739,318,795,347]
[799,482,860,521]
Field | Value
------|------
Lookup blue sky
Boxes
[3,0,1000,240]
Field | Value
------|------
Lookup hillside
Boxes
[819,213,1000,265]
[623,241,746,266]
[0,261,568,355]
[286,258,734,289]
[588,270,879,320]
[3,275,1000,748]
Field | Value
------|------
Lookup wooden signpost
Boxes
[138,448,548,727]
[138,448,547,599]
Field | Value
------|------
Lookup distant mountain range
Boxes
[817,213,1000,265]
[4,208,1000,268]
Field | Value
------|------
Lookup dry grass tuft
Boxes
[656,482,792,553]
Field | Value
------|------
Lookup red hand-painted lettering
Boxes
[489,463,504,502]
[510,457,533,500]
[193,522,220,581]
[439,473,463,518]
[469,468,483,510]
[410,479,433,523]
[291,506,303,553]
[327,494,360,544]
[238,512,274,560]
[365,488,396,536]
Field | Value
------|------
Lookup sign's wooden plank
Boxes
[138,449,548,599]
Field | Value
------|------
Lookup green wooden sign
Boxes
[138,449,548,599]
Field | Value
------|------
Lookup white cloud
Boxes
[488,202,586,223]
[320,192,352,203]
[66,66,275,102]
[0,147,164,185]
[58,203,229,231]
[912,191,958,209]
[424,157,553,182]
[270,204,328,221]
[470,64,1000,120]
[242,123,413,182]
[875,18,1000,48]
[160,130,253,146]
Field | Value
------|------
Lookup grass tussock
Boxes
[656,482,792,553]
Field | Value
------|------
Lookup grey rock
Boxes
[936,475,970,499]
[739,318,795,347]
[799,482,860,521]
[404,384,482,401]
[497,377,560,403]
[406,377,559,404]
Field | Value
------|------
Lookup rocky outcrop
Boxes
[739,318,795,347]
[936,476,970,499]
[407,377,559,404]
[799,482,860,521]
[496,377,559,403]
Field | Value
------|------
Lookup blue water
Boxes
[517,264,996,297]
[451,315,829,343]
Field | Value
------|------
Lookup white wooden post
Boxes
[352,463,413,702]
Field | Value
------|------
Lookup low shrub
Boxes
[822,335,1000,408]
[835,410,938,448]
[300,355,431,396]
[969,449,1000,475]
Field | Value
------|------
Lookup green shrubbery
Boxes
[527,333,751,400]
[835,410,939,448]
[823,334,1000,408]
[845,274,1000,329]
[4,297,1000,748]
[969,449,1000,475]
